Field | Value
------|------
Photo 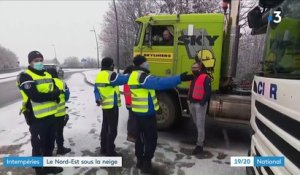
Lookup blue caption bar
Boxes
[3,157,43,167]
[254,156,284,167]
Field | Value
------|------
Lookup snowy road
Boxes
[0,73,249,175]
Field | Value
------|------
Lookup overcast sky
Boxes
[0,0,110,66]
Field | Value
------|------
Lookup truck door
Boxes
[139,24,176,77]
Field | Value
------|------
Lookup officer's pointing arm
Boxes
[140,74,181,90]
[110,72,129,86]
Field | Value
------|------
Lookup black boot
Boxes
[192,146,203,155]
[107,151,122,157]
[44,167,63,174]
[136,158,143,169]
[57,147,71,155]
[141,159,152,174]
[34,167,45,175]
[100,147,106,155]
[127,134,136,143]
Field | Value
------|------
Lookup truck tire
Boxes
[156,93,177,130]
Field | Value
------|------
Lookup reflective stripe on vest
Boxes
[95,70,121,109]
[25,69,57,118]
[128,71,159,113]
[53,78,66,117]
[192,74,207,100]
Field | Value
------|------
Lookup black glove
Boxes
[180,72,194,81]
[23,110,32,126]
[56,97,60,104]
[96,100,102,106]
[51,88,60,100]
[64,114,69,126]
[156,107,163,115]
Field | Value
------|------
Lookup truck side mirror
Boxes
[259,0,284,8]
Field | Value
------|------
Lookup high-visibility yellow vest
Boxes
[16,72,29,114]
[53,78,66,117]
[128,70,159,113]
[95,70,121,109]
[25,69,57,118]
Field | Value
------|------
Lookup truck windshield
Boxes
[134,22,142,46]
[262,0,300,79]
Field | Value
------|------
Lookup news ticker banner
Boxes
[3,157,122,167]
[230,156,285,167]
[2,156,284,167]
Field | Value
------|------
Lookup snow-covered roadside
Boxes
[63,68,94,73]
[0,70,22,83]
[0,70,22,79]
[82,70,98,85]
[0,69,93,84]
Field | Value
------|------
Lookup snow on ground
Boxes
[63,69,94,73]
[0,70,23,83]
[0,70,22,79]
[0,69,93,83]
[82,70,98,85]
[0,72,248,175]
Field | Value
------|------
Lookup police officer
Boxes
[188,61,211,155]
[17,72,42,174]
[129,55,191,173]
[18,51,63,174]
[47,68,71,155]
[123,65,136,142]
[94,57,128,156]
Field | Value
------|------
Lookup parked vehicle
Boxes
[247,0,300,174]
[44,64,64,79]
[133,0,250,129]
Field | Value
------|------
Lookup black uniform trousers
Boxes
[127,109,137,137]
[100,106,119,155]
[134,114,158,161]
[24,111,41,156]
[54,116,65,149]
[29,124,41,156]
[30,115,56,156]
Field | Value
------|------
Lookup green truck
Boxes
[133,0,251,129]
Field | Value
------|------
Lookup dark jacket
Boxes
[188,71,211,106]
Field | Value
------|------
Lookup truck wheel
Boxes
[156,93,177,130]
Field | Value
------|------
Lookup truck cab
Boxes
[247,0,300,174]
[134,12,251,129]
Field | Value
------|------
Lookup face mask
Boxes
[141,62,149,70]
[192,70,200,76]
[33,62,44,71]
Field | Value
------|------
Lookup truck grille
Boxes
[255,117,300,169]
[255,101,300,140]
[254,146,275,175]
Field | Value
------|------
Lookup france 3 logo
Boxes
[268,10,282,24]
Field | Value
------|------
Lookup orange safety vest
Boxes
[190,74,208,100]
[123,84,132,108]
